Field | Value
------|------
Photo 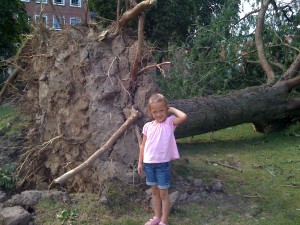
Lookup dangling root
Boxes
[17,135,62,175]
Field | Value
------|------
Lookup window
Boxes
[21,0,30,2]
[70,17,81,25]
[53,17,65,30]
[53,0,65,6]
[35,0,47,3]
[70,0,81,7]
[35,15,48,25]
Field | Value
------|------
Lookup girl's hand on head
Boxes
[168,107,188,126]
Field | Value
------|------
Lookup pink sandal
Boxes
[158,223,168,225]
[144,216,161,225]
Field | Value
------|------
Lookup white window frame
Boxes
[53,16,65,30]
[52,0,65,6]
[70,17,81,25]
[21,0,30,2]
[34,14,48,25]
[70,0,81,7]
[35,0,48,3]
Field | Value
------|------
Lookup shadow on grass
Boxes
[176,124,298,156]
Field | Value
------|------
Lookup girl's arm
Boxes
[138,135,147,176]
[168,107,188,126]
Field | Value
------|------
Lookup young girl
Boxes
[138,93,187,225]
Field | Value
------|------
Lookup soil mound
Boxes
[16,24,158,192]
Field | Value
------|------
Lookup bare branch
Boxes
[131,12,145,81]
[54,107,140,184]
[49,0,65,30]
[117,0,156,31]
[279,53,300,82]
[237,8,260,24]
[285,75,300,89]
[255,0,275,84]
[137,62,171,75]
[0,68,21,105]
[116,0,121,29]
[247,60,285,71]
[83,0,89,26]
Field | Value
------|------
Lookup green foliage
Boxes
[284,121,300,137]
[56,208,78,223]
[0,105,29,136]
[88,0,117,27]
[89,0,226,48]
[0,0,30,59]
[157,0,300,99]
[0,164,16,191]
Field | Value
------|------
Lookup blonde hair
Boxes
[147,93,169,114]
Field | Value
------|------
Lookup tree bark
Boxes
[172,78,300,138]
[255,0,275,84]
[117,0,156,30]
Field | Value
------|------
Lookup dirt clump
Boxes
[15,25,158,192]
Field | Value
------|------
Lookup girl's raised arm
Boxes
[168,107,187,126]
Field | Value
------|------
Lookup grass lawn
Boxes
[1,105,299,224]
[172,124,300,225]
[33,124,300,225]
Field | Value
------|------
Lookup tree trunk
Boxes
[172,78,300,138]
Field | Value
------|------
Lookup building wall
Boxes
[21,0,89,29]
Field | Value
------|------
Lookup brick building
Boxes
[21,0,89,30]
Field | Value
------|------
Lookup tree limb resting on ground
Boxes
[54,107,140,184]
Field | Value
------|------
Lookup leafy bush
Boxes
[0,164,16,191]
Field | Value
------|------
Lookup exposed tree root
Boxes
[54,107,140,184]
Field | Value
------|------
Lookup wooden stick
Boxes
[199,157,242,172]
[137,62,170,75]
[54,107,140,184]
[0,68,20,105]
[243,194,265,199]
[217,162,243,172]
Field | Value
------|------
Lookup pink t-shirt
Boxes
[142,115,180,163]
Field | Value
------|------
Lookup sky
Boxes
[239,0,295,18]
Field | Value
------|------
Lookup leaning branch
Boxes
[0,68,20,105]
[278,53,300,82]
[137,62,170,75]
[117,0,156,31]
[54,108,140,184]
[130,12,145,81]
[255,0,275,84]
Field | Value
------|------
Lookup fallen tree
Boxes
[1,0,299,192]
[173,76,300,138]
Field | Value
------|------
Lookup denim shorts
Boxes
[143,162,170,189]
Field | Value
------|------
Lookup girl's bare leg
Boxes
[151,185,162,219]
[159,189,170,224]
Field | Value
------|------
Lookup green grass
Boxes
[2,104,299,224]
[31,123,300,225]
[173,124,300,225]
[0,104,29,136]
